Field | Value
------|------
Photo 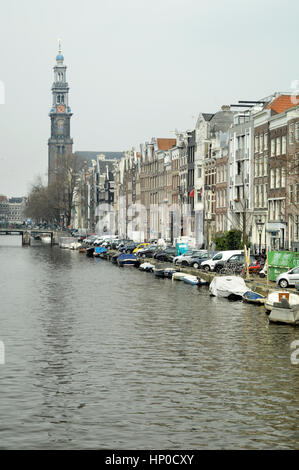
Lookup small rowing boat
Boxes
[242,290,265,305]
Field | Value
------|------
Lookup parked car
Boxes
[276,266,299,288]
[173,250,208,266]
[154,247,176,262]
[137,245,159,258]
[213,253,257,273]
[200,250,244,271]
[133,243,150,254]
[188,253,213,269]
[84,235,98,245]
[116,239,133,250]
[119,242,139,254]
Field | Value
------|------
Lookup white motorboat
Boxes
[172,272,186,281]
[265,291,299,313]
[269,298,299,325]
[183,274,199,285]
[139,262,155,272]
[209,276,248,300]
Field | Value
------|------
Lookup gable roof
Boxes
[266,94,299,115]
[202,113,214,121]
[156,138,176,151]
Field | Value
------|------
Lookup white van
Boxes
[201,250,244,271]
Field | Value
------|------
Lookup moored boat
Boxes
[183,274,199,285]
[172,272,185,281]
[269,298,299,325]
[93,246,107,257]
[139,262,155,272]
[242,290,265,305]
[264,291,299,314]
[117,253,140,267]
[209,276,248,300]
[86,246,95,257]
[154,266,177,279]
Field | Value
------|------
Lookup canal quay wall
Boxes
[104,251,296,298]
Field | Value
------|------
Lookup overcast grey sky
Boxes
[0,0,298,196]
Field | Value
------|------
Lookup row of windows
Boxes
[270,167,286,189]
[216,165,227,184]
[255,123,299,154]
[270,136,287,156]
[216,189,227,208]
[288,154,299,174]
[289,122,299,144]
[254,133,268,153]
[289,215,299,241]
[255,184,268,208]
[289,184,299,204]
[254,156,268,177]
[269,199,285,221]
[216,214,228,233]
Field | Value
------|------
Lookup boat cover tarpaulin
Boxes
[95,247,107,254]
[209,276,248,298]
[117,253,138,262]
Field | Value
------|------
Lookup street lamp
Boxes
[256,218,264,255]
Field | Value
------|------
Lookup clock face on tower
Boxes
[57,105,65,113]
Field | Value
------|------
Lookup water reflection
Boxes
[0,238,298,449]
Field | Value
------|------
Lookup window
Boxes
[289,155,294,175]
[255,159,259,177]
[276,137,281,156]
[255,185,259,207]
[264,133,268,150]
[270,168,275,189]
[264,155,268,175]
[296,122,299,142]
[296,184,299,204]
[197,166,202,179]
[259,157,263,176]
[259,134,263,153]
[289,184,293,203]
[282,135,286,154]
[260,184,263,207]
[289,123,294,144]
[271,139,275,157]
[255,136,259,153]
[281,167,286,187]
[276,168,280,188]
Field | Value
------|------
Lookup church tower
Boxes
[48,42,73,184]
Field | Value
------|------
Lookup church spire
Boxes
[56,38,64,63]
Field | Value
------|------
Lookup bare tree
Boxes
[26,153,81,226]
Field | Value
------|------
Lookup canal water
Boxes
[0,236,298,449]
